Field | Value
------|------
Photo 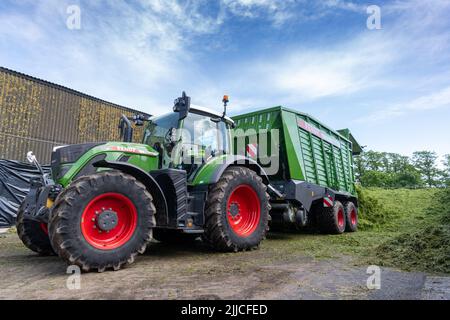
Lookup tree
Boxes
[442,154,450,187]
[388,153,410,173]
[354,154,366,182]
[412,151,439,187]
[360,170,390,188]
[391,164,422,188]
[364,151,386,171]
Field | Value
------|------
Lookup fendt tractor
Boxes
[17,92,362,272]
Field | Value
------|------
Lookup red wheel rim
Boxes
[337,208,345,228]
[350,208,357,225]
[81,193,137,250]
[226,185,261,237]
[40,223,48,235]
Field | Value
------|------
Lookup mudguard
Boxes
[191,155,270,186]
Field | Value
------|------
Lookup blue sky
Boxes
[1,0,449,157]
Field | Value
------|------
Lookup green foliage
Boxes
[355,150,445,188]
[374,188,450,273]
[412,151,440,187]
[265,188,449,274]
[442,154,450,186]
[354,187,449,273]
[355,185,396,230]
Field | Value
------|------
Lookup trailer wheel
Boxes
[203,167,270,252]
[317,200,346,234]
[16,202,55,256]
[344,202,358,232]
[48,171,155,272]
[153,229,199,244]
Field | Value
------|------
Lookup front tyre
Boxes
[49,171,155,272]
[203,167,270,252]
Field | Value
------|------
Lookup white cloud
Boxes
[2,0,450,123]
[0,14,44,42]
[268,38,394,100]
[323,0,365,13]
[0,0,225,113]
[203,0,450,115]
[192,32,397,112]
[220,0,296,25]
[359,86,450,123]
[220,0,366,25]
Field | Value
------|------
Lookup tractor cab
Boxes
[140,93,234,179]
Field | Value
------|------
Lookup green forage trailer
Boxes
[232,106,362,233]
[16,93,361,272]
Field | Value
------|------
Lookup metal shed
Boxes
[0,67,147,164]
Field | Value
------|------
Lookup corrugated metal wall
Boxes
[0,67,147,163]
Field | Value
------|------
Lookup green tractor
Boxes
[17,92,361,272]
[17,92,272,272]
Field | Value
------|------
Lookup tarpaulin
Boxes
[0,160,50,227]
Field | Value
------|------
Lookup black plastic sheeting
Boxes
[0,160,50,227]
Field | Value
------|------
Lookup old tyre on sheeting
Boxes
[16,201,54,256]
[48,171,155,272]
[344,201,358,232]
[203,167,270,252]
[317,200,346,234]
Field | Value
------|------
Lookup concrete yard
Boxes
[0,231,448,300]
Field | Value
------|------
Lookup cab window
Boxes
[181,113,228,159]
[143,113,179,168]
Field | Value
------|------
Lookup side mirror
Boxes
[132,114,151,126]
[173,91,191,120]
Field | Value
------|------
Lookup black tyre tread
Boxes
[49,171,156,272]
[317,201,346,234]
[344,201,358,232]
[202,167,270,252]
[16,201,55,256]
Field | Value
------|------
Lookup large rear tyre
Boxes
[317,200,346,234]
[16,201,54,256]
[49,171,155,272]
[203,167,270,252]
[344,202,358,232]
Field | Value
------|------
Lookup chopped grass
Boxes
[374,188,450,273]
[263,187,450,274]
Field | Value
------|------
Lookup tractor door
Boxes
[143,113,180,169]
[177,113,231,181]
